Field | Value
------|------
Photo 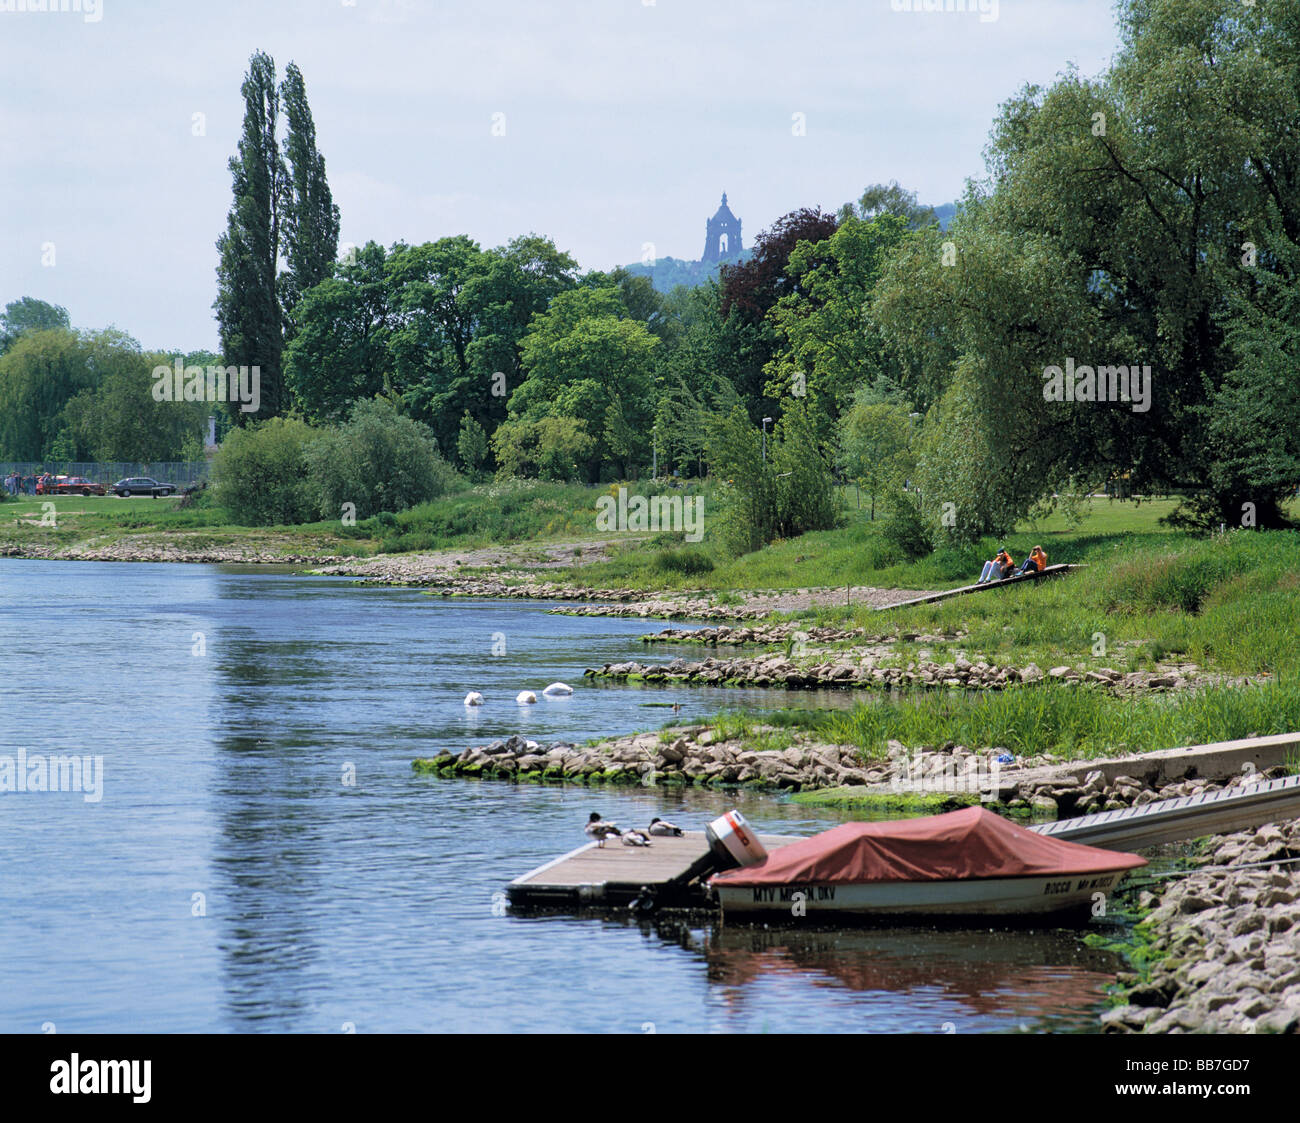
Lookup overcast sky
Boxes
[1,0,1121,352]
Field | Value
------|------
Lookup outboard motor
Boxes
[641,810,768,911]
[704,810,768,871]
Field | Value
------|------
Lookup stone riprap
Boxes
[1102,819,1300,1034]
[586,655,1248,695]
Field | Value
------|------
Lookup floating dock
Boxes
[879,564,1083,611]
[507,830,803,908]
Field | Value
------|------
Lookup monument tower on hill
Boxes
[701,192,743,263]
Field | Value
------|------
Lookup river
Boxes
[0,560,1120,1032]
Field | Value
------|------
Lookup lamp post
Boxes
[762,416,772,462]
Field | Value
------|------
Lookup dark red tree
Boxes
[720,207,840,323]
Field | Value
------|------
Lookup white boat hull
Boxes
[714,870,1133,918]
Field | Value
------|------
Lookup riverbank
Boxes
[1102,822,1300,1033]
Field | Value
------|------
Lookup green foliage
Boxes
[0,328,205,461]
[284,242,397,423]
[215,51,336,424]
[0,297,70,354]
[304,397,458,520]
[212,416,319,525]
[824,679,1300,764]
[653,547,714,576]
[879,486,933,560]
[707,405,778,554]
[772,399,838,539]
[837,387,917,519]
[455,410,489,475]
[511,287,658,477]
[491,415,595,482]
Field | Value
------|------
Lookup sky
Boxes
[0,0,1122,352]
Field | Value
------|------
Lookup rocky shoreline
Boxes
[1103,820,1300,1033]
[1,542,345,565]
[587,654,1248,696]
[413,723,1289,809]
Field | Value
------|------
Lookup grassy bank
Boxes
[684,678,1300,764]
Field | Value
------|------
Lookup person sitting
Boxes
[1018,545,1048,575]
[978,546,1015,584]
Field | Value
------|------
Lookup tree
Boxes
[490,416,594,481]
[456,410,488,476]
[284,241,398,422]
[510,286,658,479]
[63,346,206,461]
[214,51,288,424]
[279,61,341,325]
[772,400,839,539]
[840,181,938,229]
[706,405,778,555]
[305,397,456,519]
[0,298,70,354]
[215,51,337,424]
[766,212,914,437]
[838,388,917,519]
[213,417,319,525]
[717,207,840,423]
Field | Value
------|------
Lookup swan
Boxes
[464,691,484,706]
[516,690,537,704]
[542,682,573,697]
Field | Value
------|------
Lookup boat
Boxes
[709,806,1146,919]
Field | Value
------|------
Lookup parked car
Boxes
[111,477,177,498]
[54,477,107,496]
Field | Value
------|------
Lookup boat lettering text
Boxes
[1043,880,1072,895]
[750,885,837,903]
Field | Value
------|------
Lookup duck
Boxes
[542,682,573,697]
[622,829,652,848]
[464,691,484,706]
[648,817,683,837]
[516,690,537,704]
[585,812,622,847]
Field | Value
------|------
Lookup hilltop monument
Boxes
[701,192,743,263]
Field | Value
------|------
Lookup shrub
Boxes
[305,397,460,520]
[213,417,319,526]
[880,486,934,559]
[654,547,714,576]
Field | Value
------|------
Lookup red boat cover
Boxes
[710,807,1147,886]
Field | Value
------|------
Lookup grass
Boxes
[849,529,1300,679]
[817,679,1300,762]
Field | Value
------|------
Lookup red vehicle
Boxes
[36,476,106,496]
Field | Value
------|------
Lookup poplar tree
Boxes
[280,61,341,328]
[214,52,339,423]
[214,51,287,423]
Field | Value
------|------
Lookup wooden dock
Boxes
[507,830,803,908]
[878,563,1083,611]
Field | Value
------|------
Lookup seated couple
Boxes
[977,545,1047,584]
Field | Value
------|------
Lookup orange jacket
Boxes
[1029,547,1047,571]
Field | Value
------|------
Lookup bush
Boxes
[305,397,460,520]
[213,417,319,526]
[654,547,714,576]
[880,487,934,559]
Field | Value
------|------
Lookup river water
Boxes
[0,560,1120,1032]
